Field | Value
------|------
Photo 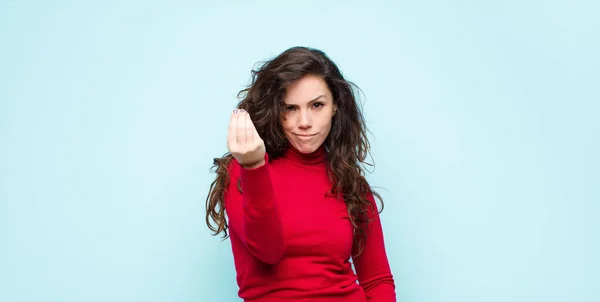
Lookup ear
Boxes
[333,104,337,116]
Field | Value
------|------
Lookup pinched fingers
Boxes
[236,110,247,146]
[226,108,265,167]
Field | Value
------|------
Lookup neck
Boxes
[283,143,326,165]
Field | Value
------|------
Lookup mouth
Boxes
[295,133,317,137]
[295,133,318,141]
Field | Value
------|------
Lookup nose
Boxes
[298,109,312,129]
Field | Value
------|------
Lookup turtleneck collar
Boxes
[282,143,327,165]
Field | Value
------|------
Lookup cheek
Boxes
[281,117,294,132]
[319,115,334,130]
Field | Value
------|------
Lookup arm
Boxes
[224,154,285,264]
[352,191,396,301]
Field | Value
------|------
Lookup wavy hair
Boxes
[205,46,383,256]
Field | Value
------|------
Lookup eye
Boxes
[312,102,324,109]
[283,105,296,112]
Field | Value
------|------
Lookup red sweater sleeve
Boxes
[224,155,285,264]
[352,191,396,301]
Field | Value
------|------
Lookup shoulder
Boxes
[364,185,383,216]
[225,157,241,179]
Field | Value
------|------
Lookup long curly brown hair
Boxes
[205,46,383,256]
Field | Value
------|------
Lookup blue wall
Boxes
[1,1,598,301]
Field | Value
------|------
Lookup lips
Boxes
[295,133,317,141]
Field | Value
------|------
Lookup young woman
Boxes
[206,46,396,301]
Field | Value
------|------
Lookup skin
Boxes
[227,75,336,169]
[281,74,336,154]
[227,109,266,169]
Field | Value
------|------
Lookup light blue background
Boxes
[1,1,598,301]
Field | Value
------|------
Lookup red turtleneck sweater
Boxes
[224,145,396,302]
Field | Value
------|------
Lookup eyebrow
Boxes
[285,95,326,105]
[309,95,326,103]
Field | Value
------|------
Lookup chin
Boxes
[291,142,319,154]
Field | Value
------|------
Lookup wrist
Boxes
[241,158,266,170]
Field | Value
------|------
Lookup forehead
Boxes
[284,75,332,104]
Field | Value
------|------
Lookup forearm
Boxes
[239,162,284,264]
[354,192,396,301]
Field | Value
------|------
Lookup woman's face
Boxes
[281,75,336,154]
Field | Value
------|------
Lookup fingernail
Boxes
[239,109,246,113]
[233,109,238,114]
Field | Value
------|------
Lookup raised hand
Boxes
[227,109,266,169]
